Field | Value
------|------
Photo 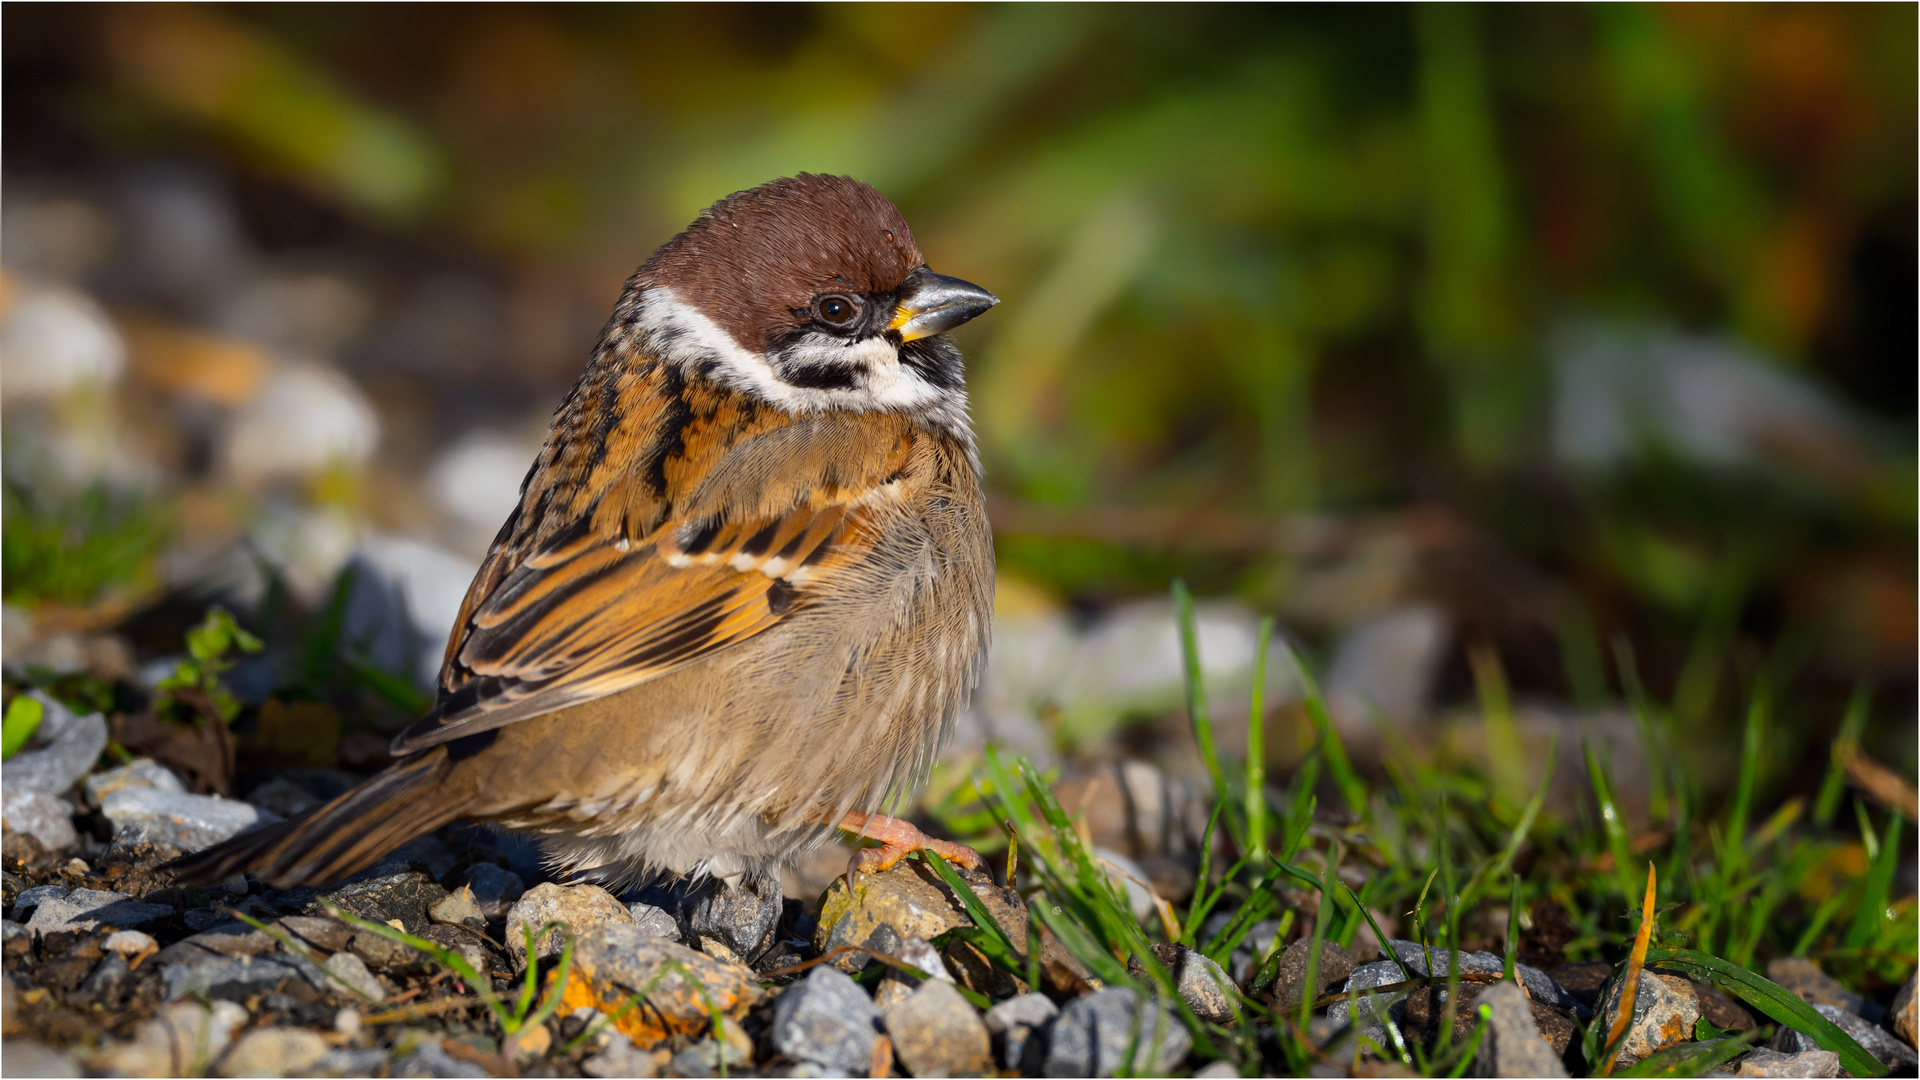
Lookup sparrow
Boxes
[171,174,999,888]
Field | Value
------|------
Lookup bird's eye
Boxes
[816,295,859,326]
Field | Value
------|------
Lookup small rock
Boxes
[1381,940,1589,1016]
[218,1027,329,1077]
[99,787,281,852]
[874,934,949,1011]
[1766,957,1883,1022]
[505,882,632,968]
[23,887,172,938]
[335,1007,361,1036]
[74,955,134,1006]
[12,884,68,921]
[83,758,186,806]
[314,1048,392,1075]
[683,874,782,964]
[1045,987,1192,1077]
[886,977,993,1078]
[564,924,760,1046]
[504,1022,551,1064]
[160,948,327,1002]
[1775,1003,1919,1069]
[771,964,883,1073]
[276,914,353,953]
[984,992,1059,1072]
[1268,938,1357,1009]
[416,923,507,978]
[582,1037,657,1078]
[103,929,158,963]
[1547,960,1614,1010]
[626,901,680,940]
[2,789,79,854]
[90,1000,247,1076]
[1693,980,1758,1032]
[286,854,449,934]
[324,950,386,1002]
[1891,972,1916,1049]
[0,1041,79,1078]
[1736,1047,1840,1077]
[429,885,487,930]
[394,1036,490,1079]
[1595,972,1700,1068]
[462,864,525,920]
[5,695,107,795]
[667,1037,750,1078]
[3,920,29,957]
[1481,981,1570,1078]
[1134,942,1235,1024]
[813,860,971,973]
[1192,1063,1239,1079]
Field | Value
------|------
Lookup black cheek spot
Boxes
[781,363,861,391]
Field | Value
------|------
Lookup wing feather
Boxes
[390,498,873,755]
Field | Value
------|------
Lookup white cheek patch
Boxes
[636,288,945,414]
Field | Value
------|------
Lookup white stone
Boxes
[223,361,379,488]
[0,283,125,401]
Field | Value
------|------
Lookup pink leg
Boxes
[837,810,982,874]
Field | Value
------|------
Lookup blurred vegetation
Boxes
[2,4,1913,760]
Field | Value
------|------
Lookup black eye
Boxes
[816,295,859,326]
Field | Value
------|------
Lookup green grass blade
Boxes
[1286,643,1367,817]
[1247,615,1274,860]
[1172,579,1227,808]
[1726,690,1766,864]
[1842,810,1901,951]
[1642,948,1888,1078]
[1298,845,1338,1029]
[1459,737,1553,910]
[1585,739,1638,899]
[1,695,45,761]
[923,850,1024,967]
[1814,685,1870,828]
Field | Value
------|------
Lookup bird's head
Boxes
[626,173,998,417]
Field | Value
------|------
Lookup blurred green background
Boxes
[2,4,1913,783]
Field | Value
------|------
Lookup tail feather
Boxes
[167,750,470,888]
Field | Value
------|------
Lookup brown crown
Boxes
[636,174,925,353]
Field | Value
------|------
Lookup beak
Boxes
[889,268,999,343]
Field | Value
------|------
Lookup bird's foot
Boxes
[837,810,982,875]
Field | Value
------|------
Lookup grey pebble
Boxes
[5,694,106,796]
[1736,1047,1840,1078]
[1044,986,1191,1077]
[394,1037,491,1079]
[1,789,78,854]
[23,887,172,938]
[984,992,1058,1072]
[1381,939,1589,1017]
[461,863,525,920]
[99,787,281,852]
[1481,980,1569,1078]
[323,950,386,1002]
[162,949,328,1002]
[83,758,185,807]
[1775,1004,1917,1069]
[771,965,882,1074]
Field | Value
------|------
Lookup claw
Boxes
[836,810,982,875]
